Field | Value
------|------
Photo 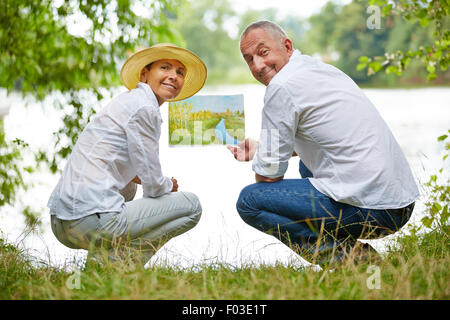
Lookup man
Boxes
[48,43,207,266]
[228,21,419,266]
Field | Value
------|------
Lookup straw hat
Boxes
[120,43,207,101]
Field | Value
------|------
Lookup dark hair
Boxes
[145,62,153,71]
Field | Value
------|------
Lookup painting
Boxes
[168,94,245,146]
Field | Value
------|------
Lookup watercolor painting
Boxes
[168,94,245,146]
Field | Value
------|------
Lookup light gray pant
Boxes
[51,182,202,265]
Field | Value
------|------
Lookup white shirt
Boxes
[48,82,173,220]
[253,50,419,209]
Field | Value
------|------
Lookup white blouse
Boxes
[48,82,172,220]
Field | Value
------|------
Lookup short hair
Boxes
[240,20,288,44]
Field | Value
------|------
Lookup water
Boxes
[215,118,240,145]
[1,85,449,269]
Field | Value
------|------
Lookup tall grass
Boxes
[1,224,448,300]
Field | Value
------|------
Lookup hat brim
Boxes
[120,44,207,102]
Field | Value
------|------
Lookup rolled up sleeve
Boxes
[252,84,299,178]
[126,106,172,198]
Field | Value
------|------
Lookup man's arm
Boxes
[254,150,296,182]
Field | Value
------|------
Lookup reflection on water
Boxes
[1,85,449,269]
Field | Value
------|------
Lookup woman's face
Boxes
[140,59,186,105]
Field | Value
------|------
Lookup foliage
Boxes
[421,131,450,229]
[0,0,181,97]
[0,0,181,212]
[172,0,252,84]
[0,120,33,207]
[357,0,450,81]
[1,225,449,299]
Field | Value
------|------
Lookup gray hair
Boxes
[240,20,288,44]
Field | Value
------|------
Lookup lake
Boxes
[1,85,449,269]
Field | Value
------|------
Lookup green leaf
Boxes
[426,64,436,74]
[437,134,448,141]
[385,65,396,74]
[431,202,442,215]
[357,63,367,71]
[419,17,430,27]
[426,72,437,81]
[421,216,433,228]
[358,56,371,63]
[382,4,393,15]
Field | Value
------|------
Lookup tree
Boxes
[173,0,247,84]
[355,1,449,232]
[1,0,181,96]
[0,0,180,216]
[302,1,341,57]
[357,0,449,81]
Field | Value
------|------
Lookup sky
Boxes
[65,0,354,41]
[229,0,352,18]
[222,0,353,39]
[181,94,244,113]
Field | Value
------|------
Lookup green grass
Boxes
[224,116,245,141]
[1,225,449,300]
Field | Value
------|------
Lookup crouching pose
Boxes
[229,21,418,266]
[48,43,207,266]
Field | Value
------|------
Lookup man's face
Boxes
[140,59,186,105]
[240,28,293,86]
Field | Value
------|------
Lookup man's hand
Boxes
[227,138,258,162]
[171,177,178,192]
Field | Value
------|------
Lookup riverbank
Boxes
[1,86,449,271]
[1,224,448,299]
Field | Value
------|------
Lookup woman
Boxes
[48,43,207,266]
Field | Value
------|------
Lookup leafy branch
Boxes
[357,0,449,80]
[422,131,450,229]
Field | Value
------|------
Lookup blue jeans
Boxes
[236,160,413,265]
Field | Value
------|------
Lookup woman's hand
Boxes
[171,177,178,192]
[132,176,141,184]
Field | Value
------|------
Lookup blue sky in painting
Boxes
[181,94,244,113]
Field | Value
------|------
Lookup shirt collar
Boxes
[137,82,159,107]
[290,49,302,61]
[269,49,301,85]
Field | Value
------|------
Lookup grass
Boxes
[1,225,449,300]
[224,116,245,141]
